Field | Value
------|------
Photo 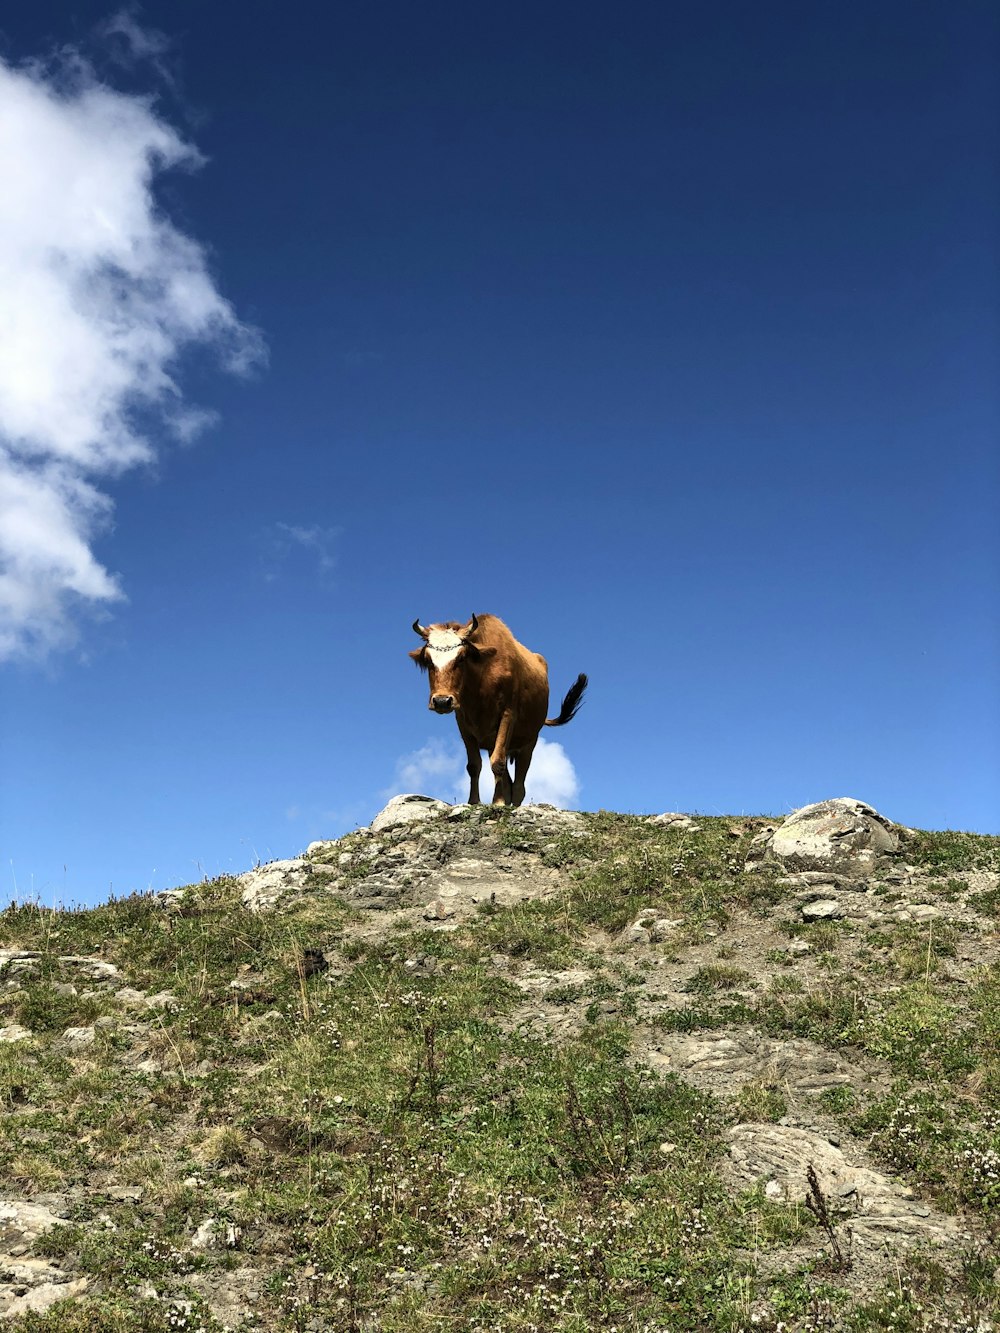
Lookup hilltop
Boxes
[1,797,998,1331]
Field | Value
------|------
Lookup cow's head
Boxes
[409,614,494,714]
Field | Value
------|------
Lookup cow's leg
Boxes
[489,711,515,805]
[511,740,537,807]
[458,723,483,804]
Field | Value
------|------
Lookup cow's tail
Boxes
[544,673,588,727]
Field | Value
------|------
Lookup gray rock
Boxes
[632,911,685,940]
[240,858,310,912]
[57,956,120,981]
[370,794,451,833]
[58,1026,96,1052]
[190,1218,219,1250]
[155,888,189,909]
[0,1025,32,1044]
[777,871,851,891]
[1,1277,88,1318]
[725,1123,961,1247]
[2,959,39,980]
[908,904,942,921]
[0,1200,65,1247]
[747,798,899,877]
[145,992,180,1012]
[647,812,699,830]
[306,839,339,856]
[645,1030,864,1097]
[801,899,844,921]
[342,874,407,910]
[515,804,586,833]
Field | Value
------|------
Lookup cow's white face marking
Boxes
[427,628,463,669]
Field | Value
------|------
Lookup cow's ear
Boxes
[409,647,428,671]
[465,643,496,662]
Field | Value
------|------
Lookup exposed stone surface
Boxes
[240,858,311,911]
[370,793,451,833]
[0,1025,31,1044]
[0,951,41,984]
[643,1029,868,1096]
[57,1026,96,1052]
[57,957,120,981]
[747,798,899,877]
[647,812,700,830]
[190,1218,220,1250]
[725,1123,965,1248]
[0,1201,66,1247]
[801,898,844,920]
[0,1201,86,1320]
[2,1275,89,1319]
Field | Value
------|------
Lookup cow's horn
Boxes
[460,613,479,639]
[412,619,429,640]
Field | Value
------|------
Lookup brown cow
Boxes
[409,613,587,806]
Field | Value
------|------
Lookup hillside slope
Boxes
[1,798,998,1331]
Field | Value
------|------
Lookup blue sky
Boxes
[1,2,997,907]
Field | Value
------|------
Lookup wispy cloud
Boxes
[100,10,177,87]
[385,736,580,808]
[261,522,340,584]
[0,40,263,660]
[388,739,465,799]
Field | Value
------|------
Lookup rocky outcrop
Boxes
[725,1123,966,1249]
[239,858,311,912]
[0,1201,87,1320]
[645,1029,868,1097]
[369,793,452,833]
[236,798,587,918]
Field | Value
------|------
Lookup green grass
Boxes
[2,811,999,1329]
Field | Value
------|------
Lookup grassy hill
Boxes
[1,802,998,1331]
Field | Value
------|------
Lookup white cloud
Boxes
[522,739,580,808]
[387,738,465,801]
[386,735,580,809]
[0,44,263,659]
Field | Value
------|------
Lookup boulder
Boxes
[801,899,844,921]
[240,858,310,912]
[647,812,699,830]
[746,798,898,877]
[370,794,451,833]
